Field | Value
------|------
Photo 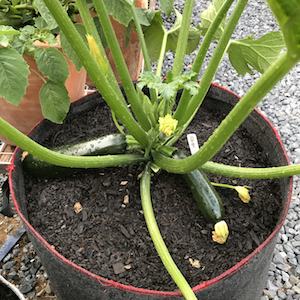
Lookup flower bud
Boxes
[159,114,178,137]
[212,220,229,244]
[235,186,251,203]
[86,34,108,73]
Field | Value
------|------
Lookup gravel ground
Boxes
[1,0,300,299]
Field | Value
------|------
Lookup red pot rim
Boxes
[8,83,293,297]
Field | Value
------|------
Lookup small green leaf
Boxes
[0,48,29,105]
[160,0,174,15]
[138,71,162,90]
[267,0,300,57]
[33,0,58,30]
[60,24,86,71]
[0,25,19,47]
[135,8,155,26]
[34,48,69,83]
[199,0,226,39]
[39,81,70,124]
[227,32,285,75]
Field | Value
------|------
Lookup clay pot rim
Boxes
[9,83,293,297]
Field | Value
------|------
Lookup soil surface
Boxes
[24,94,282,291]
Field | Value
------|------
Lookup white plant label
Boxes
[187,133,199,155]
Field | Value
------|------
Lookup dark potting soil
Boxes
[24,95,282,291]
[0,283,19,300]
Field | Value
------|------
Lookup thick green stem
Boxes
[75,0,123,99]
[176,0,248,128]
[0,118,145,168]
[92,0,151,130]
[172,0,195,77]
[140,166,197,300]
[202,161,300,179]
[174,0,235,121]
[153,53,298,173]
[156,31,168,76]
[43,0,148,147]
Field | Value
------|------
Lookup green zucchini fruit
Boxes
[23,133,128,177]
[175,151,224,223]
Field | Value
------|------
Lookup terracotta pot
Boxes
[87,0,155,86]
[9,84,292,300]
[0,44,87,145]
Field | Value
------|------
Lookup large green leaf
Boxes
[34,48,69,83]
[60,24,86,71]
[33,0,58,30]
[199,0,226,39]
[103,0,154,27]
[267,0,300,57]
[143,11,200,62]
[0,48,29,105]
[104,0,134,26]
[160,0,174,15]
[227,32,285,75]
[39,81,70,124]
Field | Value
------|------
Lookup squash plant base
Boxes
[22,90,282,291]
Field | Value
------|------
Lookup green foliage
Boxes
[159,0,174,15]
[0,0,36,28]
[34,48,69,83]
[143,10,201,62]
[39,81,70,124]
[60,24,86,71]
[0,48,29,105]
[199,0,226,39]
[103,0,154,27]
[0,25,19,47]
[139,71,199,103]
[267,0,300,57]
[198,1,286,75]
[228,32,285,75]
[33,0,58,30]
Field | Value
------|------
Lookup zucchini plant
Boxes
[1,0,300,298]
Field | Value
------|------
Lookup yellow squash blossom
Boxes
[235,186,251,203]
[212,220,229,244]
[159,114,178,137]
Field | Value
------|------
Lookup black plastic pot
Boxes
[9,84,292,300]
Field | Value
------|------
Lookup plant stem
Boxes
[130,3,151,71]
[31,68,46,84]
[176,0,248,128]
[130,3,157,102]
[201,161,300,179]
[211,182,237,189]
[172,0,195,77]
[140,165,197,300]
[174,0,235,121]
[92,0,151,131]
[75,0,123,99]
[43,0,149,147]
[0,118,146,168]
[156,31,168,76]
[153,52,298,173]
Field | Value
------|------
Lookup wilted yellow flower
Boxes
[235,186,251,203]
[159,114,178,137]
[86,34,108,73]
[212,220,229,244]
